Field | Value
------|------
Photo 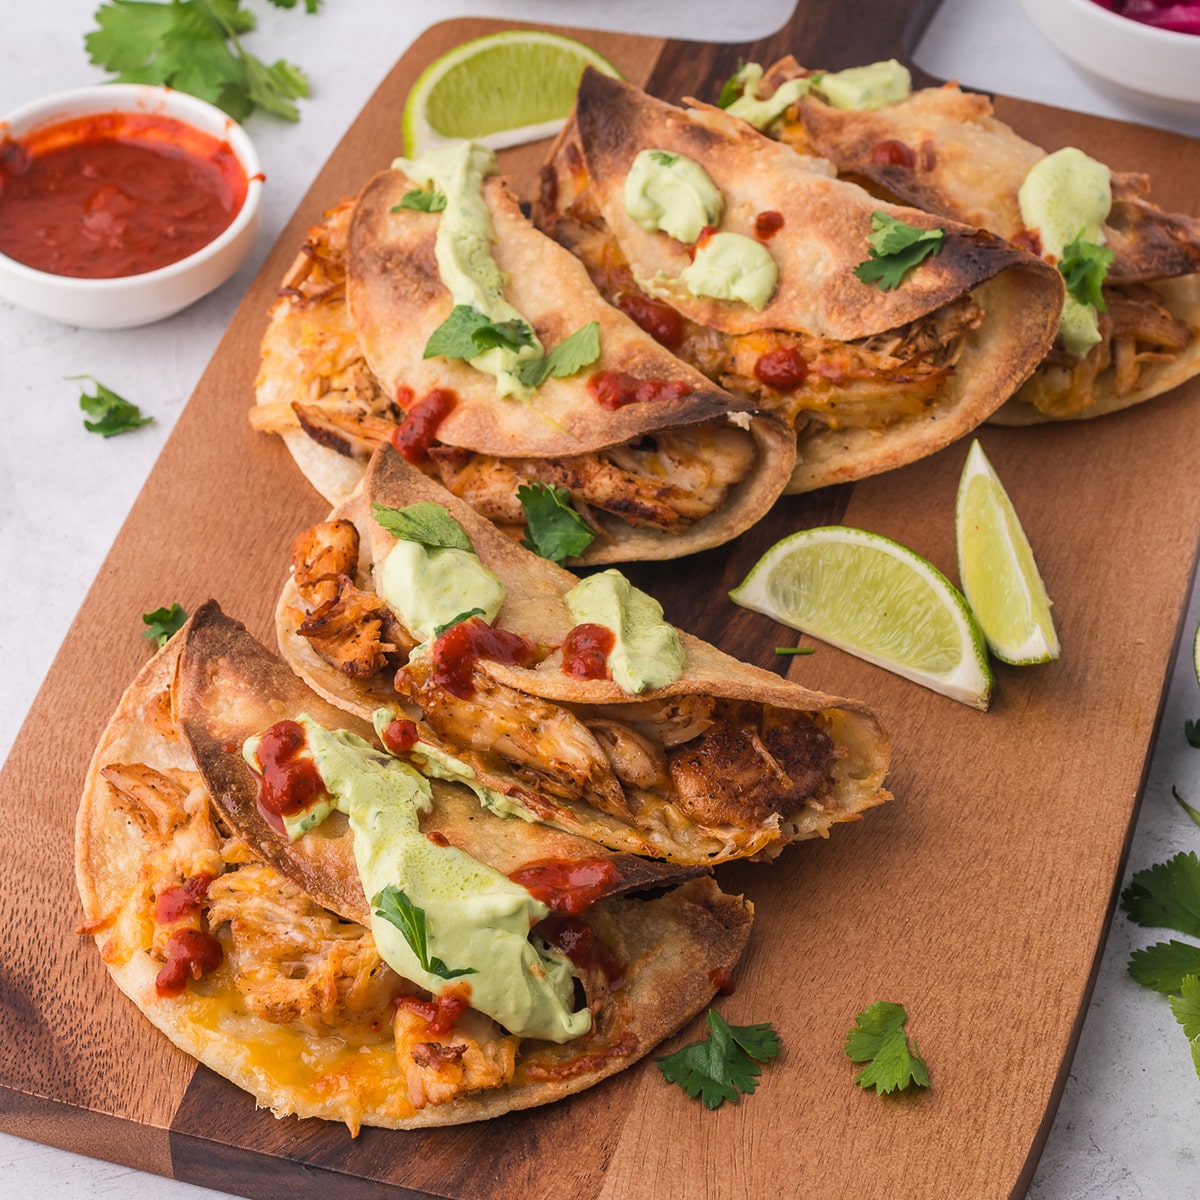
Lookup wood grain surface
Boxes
[2,2,1199,1198]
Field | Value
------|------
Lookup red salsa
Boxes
[616,289,684,350]
[381,717,420,755]
[871,139,916,168]
[754,346,809,392]
[155,927,223,997]
[0,111,248,278]
[587,371,690,412]
[561,623,615,681]
[431,616,537,699]
[395,987,471,1035]
[509,857,623,914]
[390,388,456,464]
[542,916,623,989]
[754,211,785,240]
[252,720,329,828]
[154,873,214,925]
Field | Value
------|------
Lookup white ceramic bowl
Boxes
[0,85,263,328]
[1020,0,1200,117]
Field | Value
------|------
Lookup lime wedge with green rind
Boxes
[731,525,993,710]
[402,31,622,156]
[955,440,1060,666]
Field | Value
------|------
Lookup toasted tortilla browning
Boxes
[75,610,753,1132]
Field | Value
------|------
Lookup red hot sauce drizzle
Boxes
[754,346,809,392]
[561,623,615,681]
[0,111,248,279]
[395,987,471,1036]
[871,139,916,168]
[252,719,329,833]
[542,916,624,990]
[155,927,224,997]
[754,211,785,240]
[616,290,684,350]
[431,616,537,699]
[381,717,420,755]
[390,388,456,464]
[509,857,623,915]
[154,873,214,925]
[587,371,690,412]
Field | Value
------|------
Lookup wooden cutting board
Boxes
[3,3,1199,1197]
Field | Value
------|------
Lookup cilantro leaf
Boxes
[85,0,312,124]
[141,603,188,648]
[1174,785,1200,827]
[72,375,153,437]
[433,608,485,637]
[844,1001,930,1094]
[516,322,602,389]
[1058,232,1114,312]
[657,1009,781,1109]
[716,60,747,108]
[424,305,535,361]
[649,150,679,166]
[1186,721,1200,749]
[1128,940,1200,994]
[775,646,815,656]
[371,502,474,552]
[853,212,945,291]
[1121,851,1200,938]
[373,885,476,980]
[1169,974,1200,1078]
[393,187,447,213]
[517,483,595,564]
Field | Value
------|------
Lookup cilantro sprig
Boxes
[433,608,485,637]
[1121,851,1200,939]
[1058,232,1114,312]
[853,212,945,291]
[517,483,595,564]
[775,646,815,657]
[72,376,153,437]
[844,1001,930,1094]
[371,502,474,552]
[516,322,601,389]
[1169,975,1200,1074]
[373,886,477,981]
[141,603,188,648]
[1185,721,1200,749]
[657,1009,782,1109]
[424,305,535,362]
[85,0,315,124]
[394,187,447,214]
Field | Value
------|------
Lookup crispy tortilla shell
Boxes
[76,613,753,1131]
[277,446,891,864]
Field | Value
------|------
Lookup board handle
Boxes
[646,0,944,105]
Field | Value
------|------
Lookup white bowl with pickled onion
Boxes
[1020,0,1200,116]
[0,84,262,328]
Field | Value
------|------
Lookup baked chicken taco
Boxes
[251,145,795,565]
[535,68,1064,492]
[276,444,891,867]
[75,603,753,1132]
[722,57,1200,423]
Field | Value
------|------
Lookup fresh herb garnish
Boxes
[433,608,485,637]
[371,501,474,552]
[844,1001,930,1094]
[649,150,679,166]
[656,1009,781,1109]
[1129,940,1200,994]
[141,603,187,648]
[1169,974,1200,1075]
[517,483,595,564]
[1186,720,1200,749]
[72,375,153,437]
[716,60,748,109]
[1121,851,1200,938]
[424,304,535,362]
[775,646,815,656]
[374,886,477,980]
[1058,232,1114,312]
[394,187,447,213]
[853,212,945,291]
[1175,786,1200,827]
[85,0,314,123]
[515,321,602,388]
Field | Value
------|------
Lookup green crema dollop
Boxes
[624,149,723,244]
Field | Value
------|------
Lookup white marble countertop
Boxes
[2,1,1199,1196]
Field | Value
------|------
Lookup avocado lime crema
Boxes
[370,709,538,824]
[680,232,778,310]
[624,149,724,244]
[724,63,814,131]
[376,536,504,643]
[1018,147,1112,358]
[394,141,542,398]
[244,716,590,1043]
[565,569,685,694]
[814,60,912,110]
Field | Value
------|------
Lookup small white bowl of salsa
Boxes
[0,84,263,328]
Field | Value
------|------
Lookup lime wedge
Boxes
[955,440,1060,666]
[402,31,622,156]
[731,525,993,709]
